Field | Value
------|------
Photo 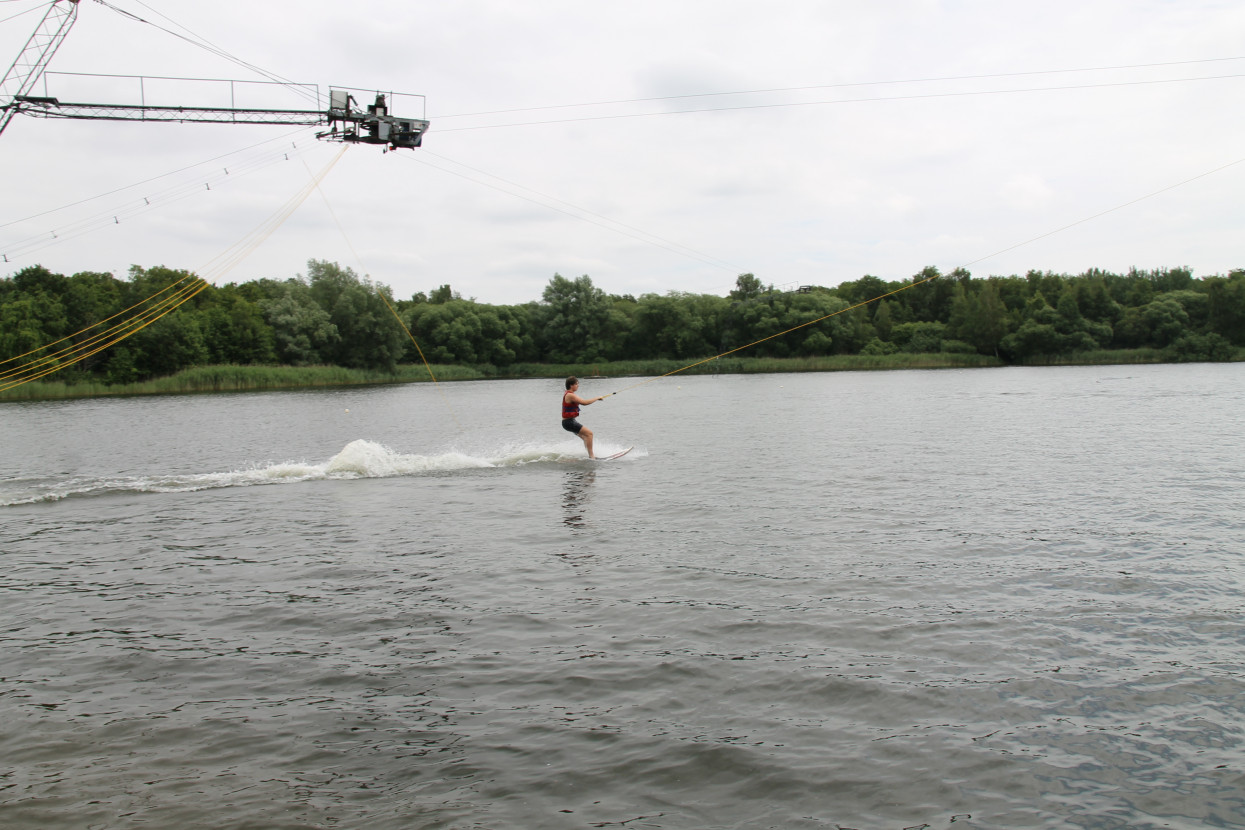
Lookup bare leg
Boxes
[579,426,595,459]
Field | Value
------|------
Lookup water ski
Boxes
[596,447,633,461]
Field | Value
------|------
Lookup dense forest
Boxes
[2,259,1243,387]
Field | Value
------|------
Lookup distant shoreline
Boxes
[1,348,1236,402]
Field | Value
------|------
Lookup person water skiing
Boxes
[562,376,607,459]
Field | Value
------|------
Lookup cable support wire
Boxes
[303,152,463,431]
[0,275,208,391]
[405,151,745,274]
[95,0,321,107]
[608,142,1245,397]
[1,129,321,262]
[0,269,201,371]
[959,153,1245,270]
[434,71,1245,132]
[0,3,46,27]
[376,287,464,433]
[195,144,346,282]
[0,146,347,391]
[0,128,313,231]
[434,54,1245,120]
[605,271,943,398]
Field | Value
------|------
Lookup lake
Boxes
[2,364,1243,829]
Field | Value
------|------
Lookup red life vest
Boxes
[562,393,580,420]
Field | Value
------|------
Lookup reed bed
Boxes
[5,349,1236,403]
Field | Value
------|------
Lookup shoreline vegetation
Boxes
[4,260,1243,402]
[3,348,1229,402]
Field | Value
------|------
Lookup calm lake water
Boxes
[2,364,1243,829]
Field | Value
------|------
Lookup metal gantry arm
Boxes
[10,88,430,150]
[0,0,80,137]
[1,0,428,150]
[9,96,326,126]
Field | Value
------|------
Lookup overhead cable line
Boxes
[0,275,209,391]
[0,269,202,372]
[194,144,347,281]
[1,127,322,262]
[607,147,1245,394]
[604,271,945,399]
[434,55,1245,119]
[403,150,747,274]
[0,126,314,231]
[93,0,320,106]
[419,149,745,274]
[0,147,347,391]
[303,152,465,433]
[0,3,44,26]
[959,153,1245,270]
[435,72,1245,132]
[300,152,463,430]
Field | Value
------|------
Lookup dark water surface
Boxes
[2,364,1243,829]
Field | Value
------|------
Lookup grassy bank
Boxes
[497,352,1004,380]
[2,349,1236,402]
[1015,348,1168,366]
[0,363,486,402]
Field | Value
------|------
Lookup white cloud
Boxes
[1000,174,1055,210]
[2,0,1243,303]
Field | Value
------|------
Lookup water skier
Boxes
[562,376,607,459]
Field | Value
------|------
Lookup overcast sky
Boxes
[2,0,1243,304]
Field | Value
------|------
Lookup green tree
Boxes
[1000,292,1060,359]
[1164,333,1236,362]
[992,275,1031,316]
[57,271,127,376]
[961,279,1012,357]
[0,290,68,365]
[104,345,139,384]
[860,337,899,355]
[428,284,460,304]
[1054,289,1111,350]
[1134,266,1193,293]
[1025,270,1065,304]
[726,291,849,357]
[947,282,972,341]
[1073,277,1123,326]
[601,295,640,361]
[629,292,724,359]
[1113,298,1190,348]
[891,321,946,353]
[261,279,340,365]
[1160,290,1210,331]
[11,264,69,298]
[201,285,276,364]
[902,266,955,322]
[836,274,889,306]
[841,305,875,353]
[1125,277,1156,307]
[729,273,766,301]
[304,260,405,370]
[407,300,526,366]
[128,309,208,378]
[873,299,894,341]
[125,265,198,309]
[1206,271,1245,345]
[538,274,612,362]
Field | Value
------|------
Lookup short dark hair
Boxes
[565,376,578,390]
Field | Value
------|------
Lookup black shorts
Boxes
[562,418,583,435]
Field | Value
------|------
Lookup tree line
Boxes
[2,259,1242,385]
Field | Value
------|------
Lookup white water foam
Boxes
[0,438,641,505]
